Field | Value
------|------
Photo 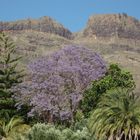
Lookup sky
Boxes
[0,0,140,32]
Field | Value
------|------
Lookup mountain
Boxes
[83,14,140,40]
[0,16,73,39]
[0,14,140,92]
[0,16,74,66]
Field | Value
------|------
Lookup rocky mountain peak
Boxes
[0,16,73,39]
[83,14,140,40]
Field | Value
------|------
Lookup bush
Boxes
[81,64,135,116]
[26,123,62,140]
[61,127,92,140]
[24,123,93,140]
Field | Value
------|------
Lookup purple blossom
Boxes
[13,45,106,122]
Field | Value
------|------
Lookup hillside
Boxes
[1,14,140,91]
[75,14,140,92]
[6,30,73,67]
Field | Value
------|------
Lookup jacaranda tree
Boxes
[13,46,106,123]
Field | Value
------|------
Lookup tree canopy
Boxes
[13,45,106,123]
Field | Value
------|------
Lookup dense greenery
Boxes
[0,116,30,140]
[81,64,135,116]
[0,33,140,140]
[88,88,140,140]
[25,123,92,140]
[0,32,23,120]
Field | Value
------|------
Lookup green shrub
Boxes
[24,123,93,140]
[26,123,62,140]
[62,127,92,140]
[81,64,135,116]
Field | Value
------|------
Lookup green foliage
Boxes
[88,88,140,140]
[74,110,84,122]
[27,123,62,140]
[81,64,135,116]
[62,127,92,140]
[70,118,88,132]
[70,109,88,131]
[25,123,92,140]
[9,123,30,140]
[108,64,135,88]
[0,32,24,120]
[0,116,30,140]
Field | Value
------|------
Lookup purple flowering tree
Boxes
[13,45,106,123]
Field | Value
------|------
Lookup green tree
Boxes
[81,64,135,116]
[88,88,140,140]
[0,32,23,120]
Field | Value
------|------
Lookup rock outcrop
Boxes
[83,14,140,40]
[0,16,73,39]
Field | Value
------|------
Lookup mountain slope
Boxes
[1,14,140,92]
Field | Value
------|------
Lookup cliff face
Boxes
[1,14,140,40]
[0,16,73,39]
[83,14,140,40]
